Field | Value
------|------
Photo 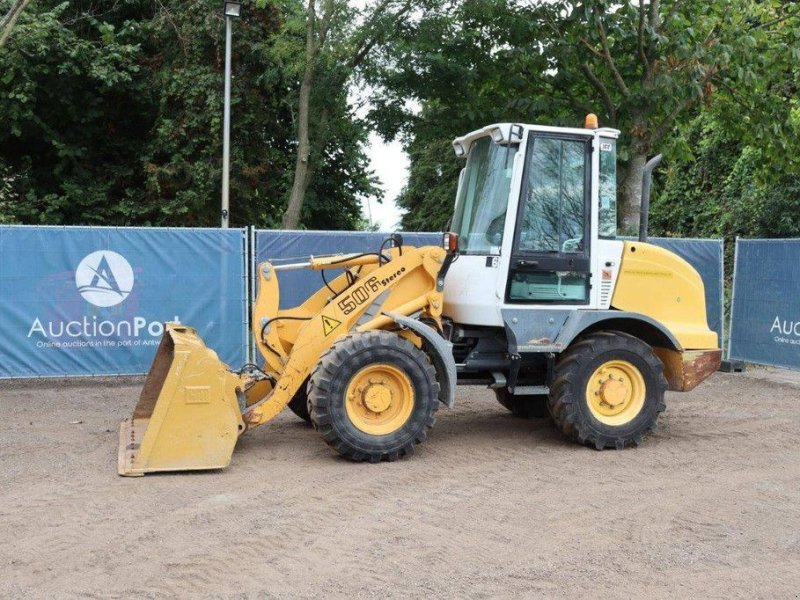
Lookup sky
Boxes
[361,133,409,230]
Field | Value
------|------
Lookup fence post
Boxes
[727,237,739,360]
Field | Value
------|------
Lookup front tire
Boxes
[548,331,667,449]
[308,331,439,462]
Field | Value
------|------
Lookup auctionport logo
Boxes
[75,251,134,307]
[27,249,179,348]
[771,315,800,346]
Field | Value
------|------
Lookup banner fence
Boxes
[0,225,248,378]
[0,226,736,377]
[728,239,800,370]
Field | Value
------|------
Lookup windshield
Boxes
[452,136,517,254]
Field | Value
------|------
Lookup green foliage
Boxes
[367,0,800,233]
[0,0,377,229]
[649,112,800,317]
[1,0,797,237]
[649,2,800,255]
[366,0,532,230]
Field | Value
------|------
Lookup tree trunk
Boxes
[619,149,647,235]
[282,67,313,229]
[301,106,330,191]
[0,0,32,48]
[282,0,333,230]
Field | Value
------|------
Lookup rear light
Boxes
[442,232,459,253]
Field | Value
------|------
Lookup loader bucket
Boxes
[118,324,245,476]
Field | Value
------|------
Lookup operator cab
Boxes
[443,118,623,327]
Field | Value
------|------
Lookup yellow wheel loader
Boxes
[118,116,722,476]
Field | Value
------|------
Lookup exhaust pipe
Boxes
[638,153,663,243]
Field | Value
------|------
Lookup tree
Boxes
[280,0,416,229]
[0,0,377,229]
[510,0,800,233]
[366,0,552,230]
[648,0,800,254]
[370,0,799,233]
[281,0,335,229]
[0,1,149,225]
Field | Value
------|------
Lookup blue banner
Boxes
[0,226,247,377]
[728,239,800,370]
[255,231,441,308]
[0,227,722,378]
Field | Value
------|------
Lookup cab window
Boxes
[517,137,586,254]
[599,137,617,238]
[452,137,517,254]
[508,135,590,304]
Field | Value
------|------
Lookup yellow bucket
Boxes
[118,324,245,476]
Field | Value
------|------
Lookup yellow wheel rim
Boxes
[585,360,646,426]
[345,363,415,435]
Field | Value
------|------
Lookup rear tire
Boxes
[308,331,439,462]
[548,331,667,450]
[494,389,549,418]
[287,381,311,424]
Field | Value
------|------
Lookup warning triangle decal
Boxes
[322,315,342,336]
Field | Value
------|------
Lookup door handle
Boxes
[517,259,539,268]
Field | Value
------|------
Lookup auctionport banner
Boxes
[728,239,800,370]
[0,226,248,377]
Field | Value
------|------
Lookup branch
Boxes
[347,0,413,70]
[596,11,631,97]
[556,89,595,116]
[650,95,694,144]
[315,0,336,55]
[305,0,316,60]
[155,0,187,58]
[649,0,660,31]
[0,0,32,48]
[713,76,755,112]
[753,4,800,30]
[664,0,685,28]
[578,36,604,58]
[637,0,652,82]
[540,6,617,124]
[580,62,617,125]
[650,67,717,143]
[0,0,25,30]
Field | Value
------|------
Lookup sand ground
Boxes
[1,371,799,599]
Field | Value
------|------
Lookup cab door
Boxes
[506,133,592,305]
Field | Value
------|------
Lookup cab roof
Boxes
[452,122,621,157]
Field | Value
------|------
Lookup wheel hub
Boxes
[585,360,646,426]
[598,373,631,408]
[362,381,393,413]
[345,364,415,435]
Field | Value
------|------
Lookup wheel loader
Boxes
[118,115,722,476]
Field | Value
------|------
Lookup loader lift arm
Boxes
[243,244,450,429]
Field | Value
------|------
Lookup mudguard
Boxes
[385,311,456,408]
